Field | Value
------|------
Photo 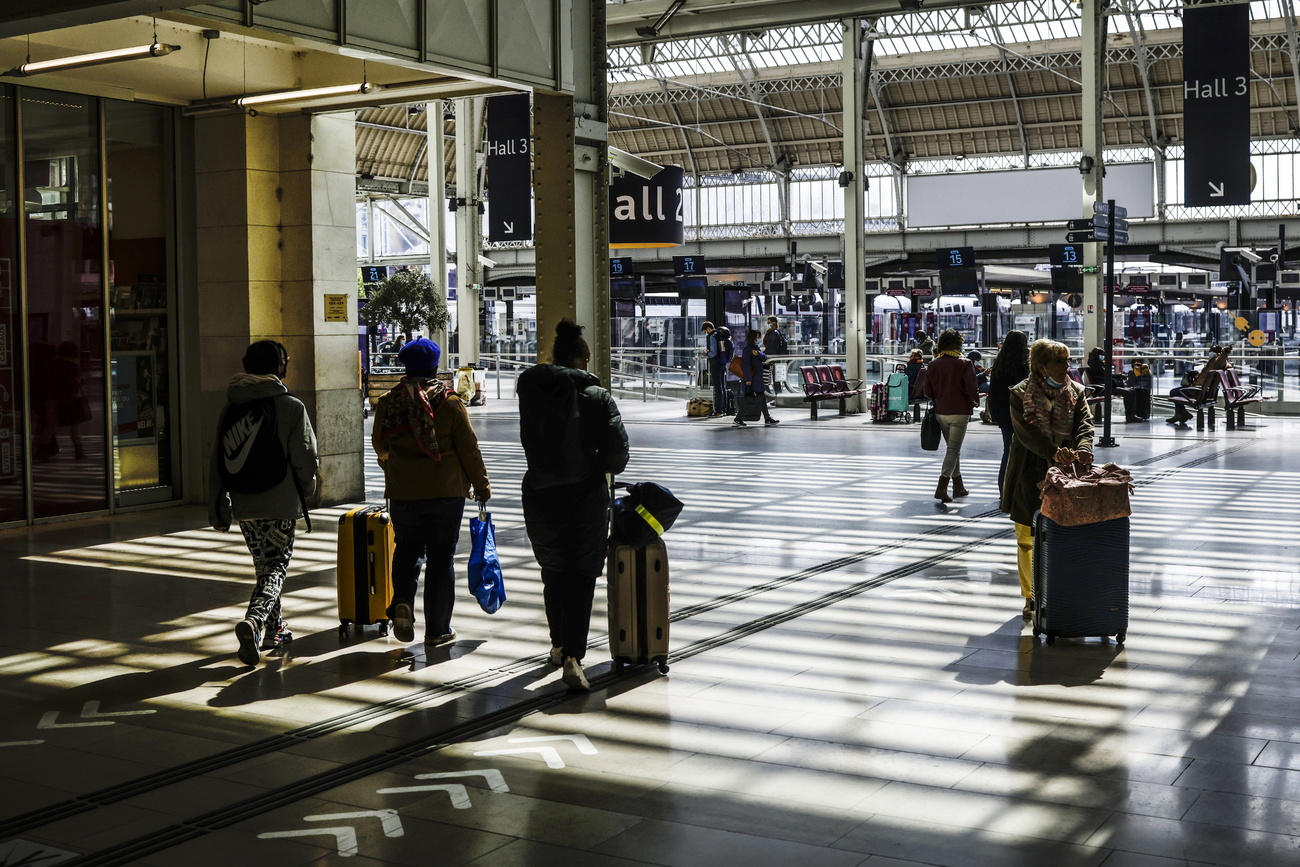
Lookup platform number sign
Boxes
[1049,244,1083,267]
[938,247,975,268]
[609,257,634,278]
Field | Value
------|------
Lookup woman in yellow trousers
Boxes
[1000,340,1095,617]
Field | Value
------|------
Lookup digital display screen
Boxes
[939,267,978,295]
[676,275,708,296]
[672,255,706,276]
[610,257,634,277]
[1049,244,1083,267]
[361,265,388,284]
[938,247,976,268]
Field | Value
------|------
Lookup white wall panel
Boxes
[906,163,1155,228]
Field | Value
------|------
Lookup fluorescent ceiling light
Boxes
[4,43,180,77]
[236,82,374,107]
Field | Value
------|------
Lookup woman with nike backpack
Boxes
[209,340,319,667]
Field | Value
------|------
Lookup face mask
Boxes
[1045,375,1064,388]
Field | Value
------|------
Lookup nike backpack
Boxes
[217,397,287,494]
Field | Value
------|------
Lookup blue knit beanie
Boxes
[397,337,441,374]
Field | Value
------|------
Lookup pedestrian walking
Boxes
[986,330,1029,496]
[372,338,491,647]
[1002,339,1094,618]
[922,329,979,502]
[209,340,318,666]
[517,319,630,691]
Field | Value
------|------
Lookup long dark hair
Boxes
[989,330,1029,382]
[551,318,590,368]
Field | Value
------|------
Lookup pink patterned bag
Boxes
[1039,462,1133,526]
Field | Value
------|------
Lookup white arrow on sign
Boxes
[1209,182,1225,197]
[503,221,514,233]
[376,769,511,809]
[473,734,598,769]
[38,701,156,729]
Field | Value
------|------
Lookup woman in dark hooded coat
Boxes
[516,319,629,691]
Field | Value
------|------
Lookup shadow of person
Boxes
[947,618,1122,688]
[409,638,487,671]
[47,654,247,711]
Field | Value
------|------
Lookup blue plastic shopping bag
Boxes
[468,505,505,614]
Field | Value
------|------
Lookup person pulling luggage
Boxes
[1002,339,1094,618]
[922,329,979,502]
[372,338,491,647]
[517,319,630,691]
[735,329,779,427]
[209,340,319,667]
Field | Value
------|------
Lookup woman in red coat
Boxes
[922,329,979,502]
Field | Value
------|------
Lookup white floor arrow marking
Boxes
[37,701,156,729]
[304,809,404,837]
[472,734,598,769]
[506,734,598,754]
[375,783,473,809]
[258,827,358,857]
[0,739,45,747]
[414,769,510,793]
[472,745,565,768]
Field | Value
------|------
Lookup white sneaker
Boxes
[548,646,563,666]
[561,657,590,691]
[392,602,415,643]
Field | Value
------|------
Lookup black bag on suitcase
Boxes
[1032,511,1129,645]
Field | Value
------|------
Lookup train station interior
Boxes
[2,1,1300,865]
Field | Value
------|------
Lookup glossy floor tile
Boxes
[2,401,1299,865]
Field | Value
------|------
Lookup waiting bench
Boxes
[799,364,864,420]
[1218,368,1267,430]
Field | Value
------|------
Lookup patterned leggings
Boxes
[239,518,297,629]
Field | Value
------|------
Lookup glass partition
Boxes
[0,87,25,523]
[106,101,177,506]
[22,89,108,518]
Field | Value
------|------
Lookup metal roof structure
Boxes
[355,1,1300,199]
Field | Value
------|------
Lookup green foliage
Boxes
[358,268,449,340]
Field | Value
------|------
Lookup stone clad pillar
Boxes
[193,111,363,507]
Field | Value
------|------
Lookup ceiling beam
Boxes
[0,0,197,38]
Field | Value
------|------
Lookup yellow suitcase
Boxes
[336,505,395,637]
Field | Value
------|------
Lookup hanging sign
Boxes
[609,166,685,248]
[486,93,532,242]
[1183,2,1251,206]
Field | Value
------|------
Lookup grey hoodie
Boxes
[208,373,319,528]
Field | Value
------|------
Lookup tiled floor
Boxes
[2,398,1299,866]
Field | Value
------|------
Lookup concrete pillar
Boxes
[455,97,484,367]
[842,17,869,412]
[533,0,609,384]
[1081,0,1107,355]
[193,111,363,508]
[429,100,448,352]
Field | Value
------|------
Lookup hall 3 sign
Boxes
[610,166,685,248]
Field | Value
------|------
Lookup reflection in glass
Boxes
[23,88,108,518]
[106,101,176,505]
[0,85,25,522]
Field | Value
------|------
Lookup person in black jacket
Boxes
[517,320,630,691]
[986,330,1029,497]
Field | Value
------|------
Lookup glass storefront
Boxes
[0,84,178,524]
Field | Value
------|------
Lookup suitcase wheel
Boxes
[338,622,350,639]
[1116,631,1126,647]
[657,660,670,675]
[378,620,389,636]
[612,659,624,675]
[1045,633,1056,646]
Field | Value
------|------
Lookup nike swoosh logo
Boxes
[224,417,263,475]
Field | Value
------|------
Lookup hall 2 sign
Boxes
[610,166,685,248]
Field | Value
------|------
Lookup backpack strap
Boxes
[281,391,313,533]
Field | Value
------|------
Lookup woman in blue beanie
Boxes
[373,337,491,647]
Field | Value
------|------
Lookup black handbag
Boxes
[920,406,941,451]
[610,482,684,548]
